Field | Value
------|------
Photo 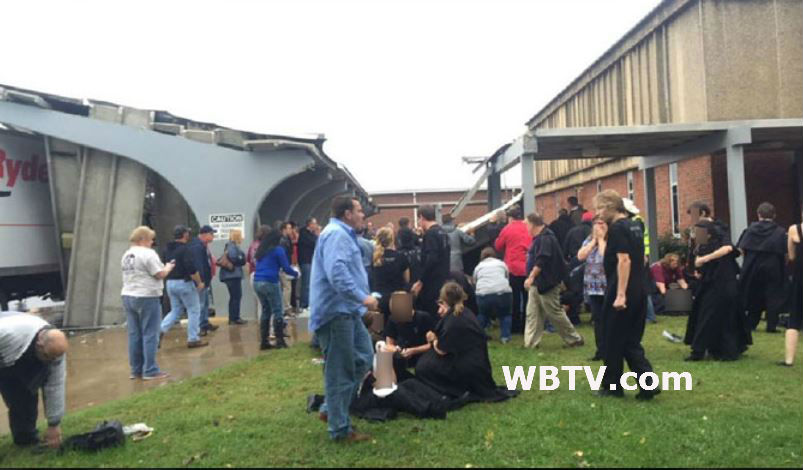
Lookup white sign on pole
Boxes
[209,213,245,241]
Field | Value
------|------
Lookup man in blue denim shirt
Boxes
[309,196,378,443]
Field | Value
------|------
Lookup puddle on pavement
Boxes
[0,315,312,435]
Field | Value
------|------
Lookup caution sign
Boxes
[209,213,245,241]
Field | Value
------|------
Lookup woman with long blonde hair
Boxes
[219,228,247,325]
[372,227,411,322]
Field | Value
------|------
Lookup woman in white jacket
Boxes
[472,247,513,343]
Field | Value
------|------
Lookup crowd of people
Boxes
[1,189,801,448]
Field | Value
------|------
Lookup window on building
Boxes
[669,163,680,237]
[627,171,635,201]
[596,180,602,193]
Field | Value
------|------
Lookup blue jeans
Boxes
[199,286,211,329]
[254,281,284,345]
[123,296,163,377]
[300,264,312,309]
[223,278,242,322]
[476,292,512,340]
[161,279,202,342]
[646,295,657,323]
[316,314,373,439]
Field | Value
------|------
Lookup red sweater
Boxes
[494,220,532,277]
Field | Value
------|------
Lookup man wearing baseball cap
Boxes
[189,225,220,335]
[160,225,208,348]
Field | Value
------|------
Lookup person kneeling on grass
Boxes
[0,312,68,449]
[383,292,437,382]
[648,253,689,315]
[414,282,516,403]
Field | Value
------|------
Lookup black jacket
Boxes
[527,228,568,294]
[548,215,573,248]
[162,241,198,282]
[297,227,318,265]
[564,221,592,261]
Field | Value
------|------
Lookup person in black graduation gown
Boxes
[385,308,436,381]
[412,205,451,316]
[414,282,515,402]
[371,227,411,324]
[684,220,751,361]
[779,215,802,366]
[737,202,789,333]
[593,190,657,400]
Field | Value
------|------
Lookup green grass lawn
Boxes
[1,315,801,468]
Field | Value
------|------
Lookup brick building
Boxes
[370,0,802,252]
[367,188,517,228]
[524,0,803,246]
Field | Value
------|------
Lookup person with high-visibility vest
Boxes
[623,199,657,323]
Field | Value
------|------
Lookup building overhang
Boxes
[491,119,802,172]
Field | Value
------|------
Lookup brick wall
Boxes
[369,151,801,238]
[367,190,513,228]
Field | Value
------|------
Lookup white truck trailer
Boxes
[0,130,63,309]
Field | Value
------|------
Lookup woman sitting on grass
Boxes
[414,282,515,402]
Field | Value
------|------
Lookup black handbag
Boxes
[60,420,125,453]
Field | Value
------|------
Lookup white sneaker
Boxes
[662,330,683,343]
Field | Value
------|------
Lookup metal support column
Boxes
[43,136,67,292]
[642,167,659,263]
[487,170,502,211]
[435,203,443,225]
[726,143,749,245]
[521,154,535,215]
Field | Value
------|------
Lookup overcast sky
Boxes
[1,0,661,193]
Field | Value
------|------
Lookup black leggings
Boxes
[509,276,528,334]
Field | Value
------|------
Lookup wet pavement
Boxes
[0,315,312,436]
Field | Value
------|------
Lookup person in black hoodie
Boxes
[297,218,319,310]
[564,211,593,262]
[737,202,788,333]
[411,205,451,316]
[548,209,574,249]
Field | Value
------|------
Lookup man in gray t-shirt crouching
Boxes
[0,312,68,448]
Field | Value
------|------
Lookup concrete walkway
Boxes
[0,315,311,436]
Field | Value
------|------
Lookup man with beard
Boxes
[684,220,751,361]
[593,190,657,400]
[737,202,788,333]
